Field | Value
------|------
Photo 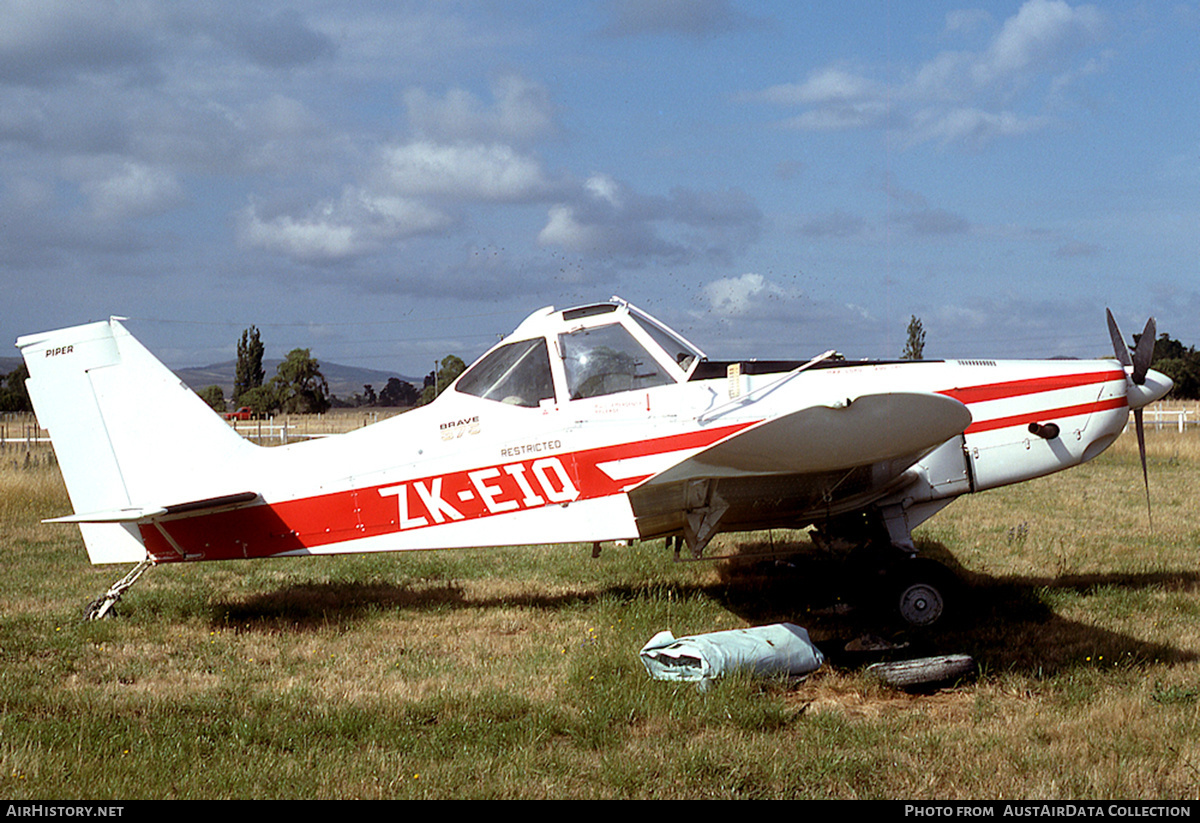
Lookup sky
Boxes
[2,0,1197,380]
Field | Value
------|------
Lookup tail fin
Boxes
[17,319,255,564]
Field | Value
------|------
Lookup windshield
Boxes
[558,323,675,399]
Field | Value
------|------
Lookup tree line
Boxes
[901,316,1200,400]
[7,318,1196,418]
[196,326,466,416]
[1145,332,1200,400]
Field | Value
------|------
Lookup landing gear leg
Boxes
[817,508,957,629]
[83,557,154,621]
[874,504,956,629]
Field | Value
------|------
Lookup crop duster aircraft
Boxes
[17,299,1172,624]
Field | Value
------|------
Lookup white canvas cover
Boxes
[639,623,824,683]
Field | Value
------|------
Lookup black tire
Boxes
[867,654,975,689]
[891,557,955,629]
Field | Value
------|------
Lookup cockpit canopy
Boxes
[454,298,705,407]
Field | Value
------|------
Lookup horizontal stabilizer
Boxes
[46,507,168,524]
[641,392,971,487]
[45,492,261,525]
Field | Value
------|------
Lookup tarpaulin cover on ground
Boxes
[639,623,824,683]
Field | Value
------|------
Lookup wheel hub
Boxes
[898,582,944,627]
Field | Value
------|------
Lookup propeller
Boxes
[1106,309,1158,525]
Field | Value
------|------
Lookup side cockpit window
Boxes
[559,323,674,399]
[455,337,555,407]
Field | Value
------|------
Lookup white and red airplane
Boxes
[17,298,1172,624]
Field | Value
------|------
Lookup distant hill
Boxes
[3,353,420,402]
[176,360,422,402]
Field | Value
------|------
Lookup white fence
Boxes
[230,418,300,445]
[0,414,50,446]
[1128,408,1194,432]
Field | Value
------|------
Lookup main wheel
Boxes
[897,579,944,627]
[891,558,954,629]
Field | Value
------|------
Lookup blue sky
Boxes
[2,1,1197,378]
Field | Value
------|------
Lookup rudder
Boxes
[17,319,255,564]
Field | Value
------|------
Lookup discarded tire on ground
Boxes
[866,654,975,689]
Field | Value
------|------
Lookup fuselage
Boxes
[18,299,1170,567]
[133,305,1161,564]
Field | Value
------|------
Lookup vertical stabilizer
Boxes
[17,319,255,563]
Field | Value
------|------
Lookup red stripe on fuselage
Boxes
[962,396,1127,434]
[936,369,1127,434]
[939,369,1124,405]
[139,420,757,563]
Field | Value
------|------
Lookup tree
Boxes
[0,364,31,412]
[419,355,466,405]
[1145,331,1200,400]
[379,377,419,407]
[902,315,926,361]
[196,385,226,413]
[270,348,330,414]
[1153,357,1200,400]
[361,384,377,406]
[239,384,280,417]
[233,326,265,405]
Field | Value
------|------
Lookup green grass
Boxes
[4,429,1200,798]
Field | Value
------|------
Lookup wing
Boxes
[637,391,971,488]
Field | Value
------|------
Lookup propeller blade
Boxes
[1134,406,1152,528]
[1108,309,1158,526]
[1106,308,1133,368]
[1132,317,1156,385]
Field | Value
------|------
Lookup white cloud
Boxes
[81,161,184,219]
[703,273,784,316]
[236,189,452,263]
[380,141,553,202]
[584,174,622,207]
[760,0,1106,148]
[976,0,1103,84]
[759,68,878,106]
[537,176,760,263]
[782,101,893,132]
[238,206,360,262]
[403,75,556,144]
[908,107,1050,147]
[538,203,609,252]
[536,196,669,258]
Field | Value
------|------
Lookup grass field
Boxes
[3,417,1200,799]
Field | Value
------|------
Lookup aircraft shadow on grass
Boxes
[207,536,1200,678]
[708,538,1200,675]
